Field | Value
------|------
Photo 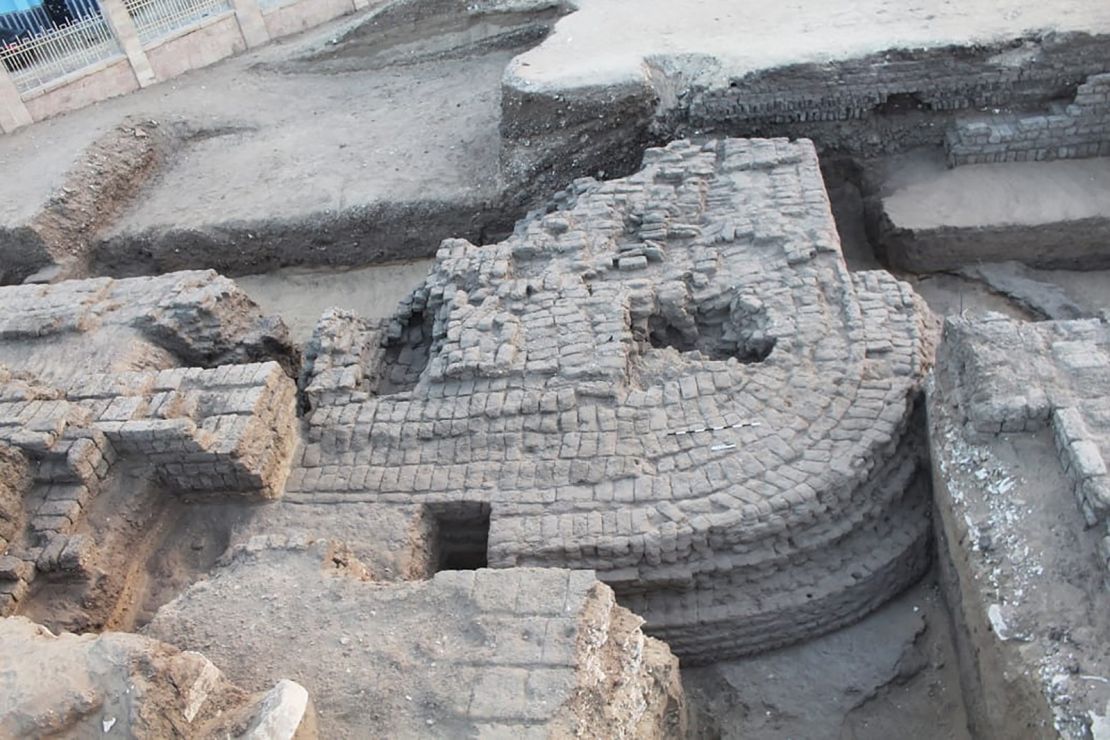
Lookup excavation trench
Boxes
[822,148,1110,321]
[4,7,1110,739]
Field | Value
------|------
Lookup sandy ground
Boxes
[237,259,434,341]
[685,573,970,740]
[881,151,1110,229]
[506,0,1110,91]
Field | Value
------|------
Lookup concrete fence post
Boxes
[0,65,33,133]
[230,0,271,48]
[99,0,158,88]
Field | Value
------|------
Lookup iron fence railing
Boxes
[0,0,241,100]
[126,0,231,45]
[0,8,122,95]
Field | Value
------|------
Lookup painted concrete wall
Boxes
[262,0,353,40]
[22,56,138,120]
[145,12,245,81]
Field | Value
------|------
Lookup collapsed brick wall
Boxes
[0,271,296,386]
[946,73,1110,166]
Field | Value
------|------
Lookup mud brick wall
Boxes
[67,362,298,498]
[682,35,1110,154]
[1053,407,1110,528]
[0,362,297,505]
[946,73,1110,166]
[0,360,297,615]
[300,308,390,410]
[0,370,116,613]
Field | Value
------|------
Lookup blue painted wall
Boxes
[0,0,43,13]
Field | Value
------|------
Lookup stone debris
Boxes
[0,269,296,386]
[145,541,686,739]
[296,137,937,662]
[0,616,314,739]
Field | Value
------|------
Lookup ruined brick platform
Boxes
[940,312,1110,558]
[0,271,298,616]
[930,312,1110,737]
[145,542,686,738]
[295,138,937,661]
[0,270,295,385]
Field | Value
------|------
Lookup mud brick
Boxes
[31,514,75,536]
[0,555,32,582]
[36,498,82,521]
[59,535,96,573]
[35,535,68,572]
[0,579,28,604]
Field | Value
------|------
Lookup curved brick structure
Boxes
[294,138,936,661]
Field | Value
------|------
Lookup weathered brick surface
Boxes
[680,36,1110,155]
[295,138,937,661]
[146,543,686,738]
[946,73,1110,166]
[0,270,295,385]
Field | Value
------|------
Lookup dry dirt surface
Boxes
[880,154,1110,231]
[0,616,312,738]
[684,574,969,740]
[0,1,564,279]
[236,259,435,342]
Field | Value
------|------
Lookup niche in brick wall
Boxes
[874,92,927,116]
[426,501,491,571]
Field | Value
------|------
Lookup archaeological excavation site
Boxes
[2,0,1110,737]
